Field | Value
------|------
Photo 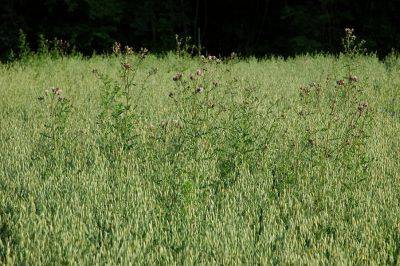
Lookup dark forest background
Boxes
[1,0,399,59]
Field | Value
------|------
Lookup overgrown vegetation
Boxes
[0,30,399,264]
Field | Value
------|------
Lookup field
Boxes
[1,49,400,264]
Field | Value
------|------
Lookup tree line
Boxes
[1,0,399,59]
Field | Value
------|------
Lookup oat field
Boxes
[0,48,399,264]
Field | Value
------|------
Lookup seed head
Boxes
[349,75,358,82]
[299,85,310,96]
[173,72,183,81]
[139,47,149,59]
[122,62,131,70]
[195,86,204,93]
[358,101,368,113]
[112,42,121,55]
[122,62,132,70]
[345,28,354,36]
[52,87,62,95]
[196,68,205,76]
[337,79,345,86]
[124,46,133,55]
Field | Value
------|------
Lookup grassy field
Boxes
[0,49,399,264]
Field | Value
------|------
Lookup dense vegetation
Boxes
[1,31,400,263]
[1,0,400,59]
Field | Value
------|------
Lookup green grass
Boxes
[0,51,399,264]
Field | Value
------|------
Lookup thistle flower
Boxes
[112,42,121,55]
[349,75,358,82]
[139,47,149,59]
[358,101,368,113]
[195,86,204,93]
[196,68,204,76]
[337,79,345,86]
[122,62,131,70]
[173,72,183,81]
[345,28,354,36]
[125,45,134,55]
[52,87,62,95]
[299,85,310,95]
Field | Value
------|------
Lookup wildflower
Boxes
[345,28,354,36]
[112,42,121,55]
[230,52,237,59]
[52,87,62,95]
[337,79,345,86]
[358,101,368,113]
[139,47,149,59]
[299,85,310,95]
[195,86,204,93]
[122,62,131,70]
[196,68,204,76]
[173,72,183,81]
[125,46,133,55]
[349,75,358,82]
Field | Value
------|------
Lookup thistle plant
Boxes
[342,28,366,78]
[294,28,372,179]
[31,87,71,178]
[94,43,150,164]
